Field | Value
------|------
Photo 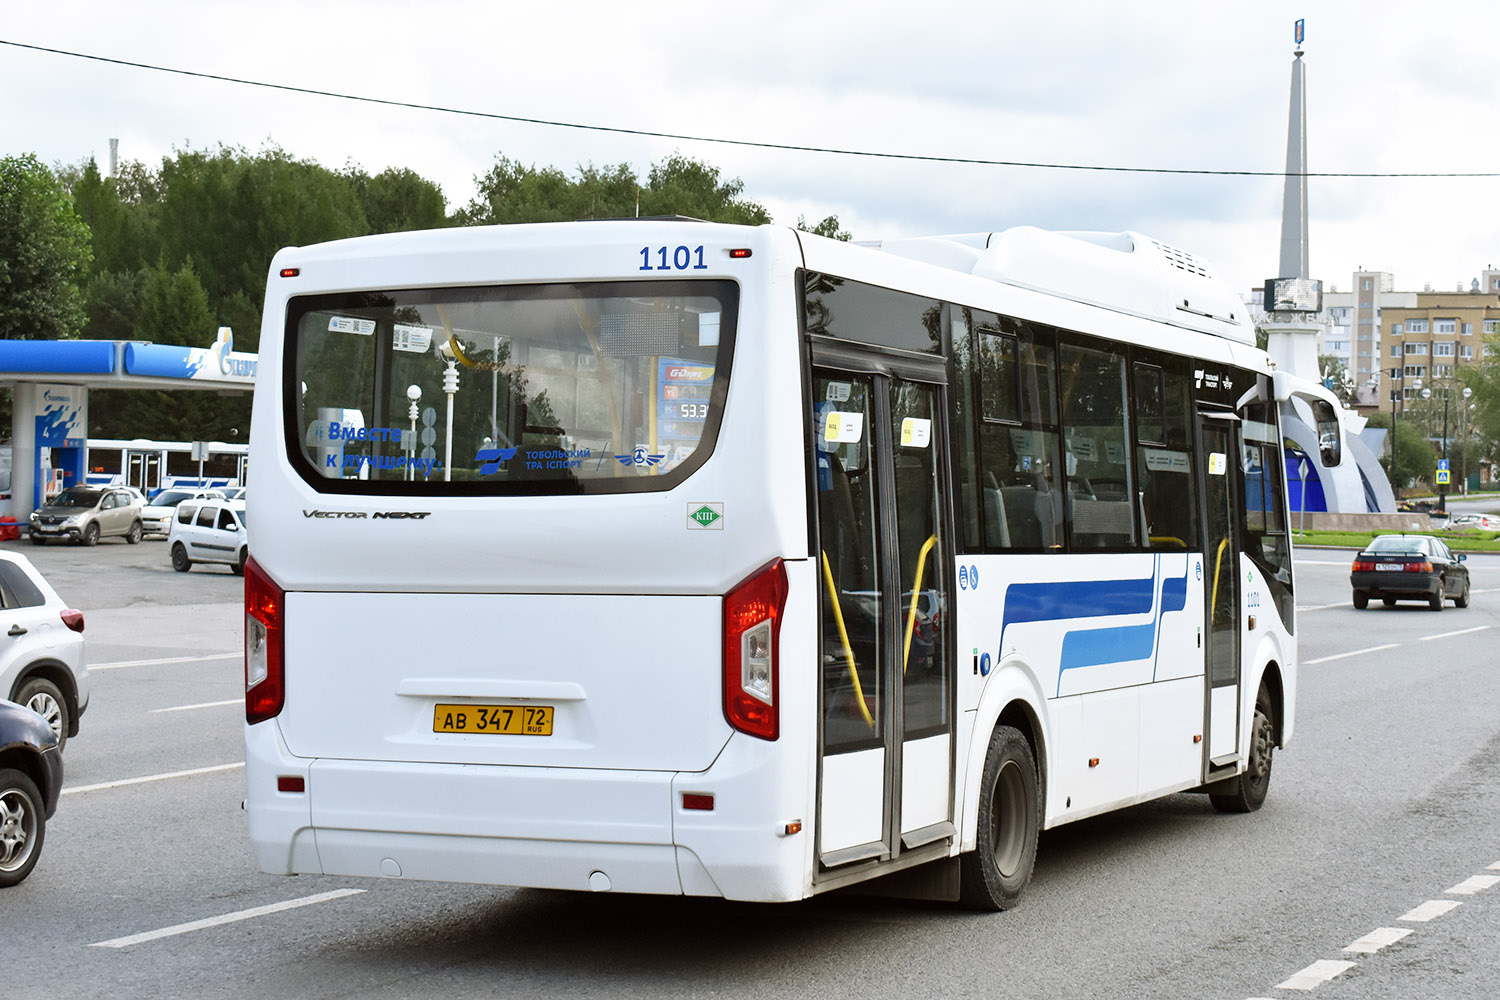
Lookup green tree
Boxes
[638,154,770,224]
[82,269,142,341]
[1366,410,1434,491]
[797,214,852,241]
[136,259,215,347]
[346,166,448,233]
[457,153,771,226]
[0,153,93,339]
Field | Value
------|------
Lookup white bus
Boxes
[245,220,1295,908]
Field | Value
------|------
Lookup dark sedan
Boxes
[1350,534,1470,611]
[0,699,63,887]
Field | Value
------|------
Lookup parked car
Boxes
[1450,513,1500,530]
[1350,534,1470,611]
[0,698,63,887]
[168,498,248,574]
[140,487,226,538]
[28,486,144,546]
[0,551,87,751]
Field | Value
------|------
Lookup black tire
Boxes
[1211,685,1274,814]
[82,522,100,546]
[1382,597,1397,607]
[1352,592,1368,610]
[959,725,1040,910]
[125,520,143,545]
[14,676,68,752]
[1456,578,1470,609]
[0,768,46,887]
[28,535,44,546]
[170,544,192,573]
[1429,586,1444,611]
[231,549,246,576]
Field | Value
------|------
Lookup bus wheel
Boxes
[1211,685,1274,814]
[959,725,1039,910]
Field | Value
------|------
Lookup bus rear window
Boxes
[285,280,737,494]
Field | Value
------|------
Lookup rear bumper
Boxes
[245,720,811,902]
[1350,571,1440,599]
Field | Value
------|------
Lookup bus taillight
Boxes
[724,559,788,741]
[245,556,286,725]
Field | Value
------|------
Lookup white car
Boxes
[168,498,248,574]
[0,551,87,751]
[140,487,226,538]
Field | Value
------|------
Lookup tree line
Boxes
[0,146,848,442]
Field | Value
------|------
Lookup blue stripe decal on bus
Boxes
[994,557,1195,695]
[1059,623,1158,681]
[999,573,1155,651]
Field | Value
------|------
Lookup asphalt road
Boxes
[3,540,1498,999]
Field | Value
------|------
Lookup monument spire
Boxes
[1278,20,1309,279]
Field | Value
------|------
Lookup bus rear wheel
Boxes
[959,724,1039,910]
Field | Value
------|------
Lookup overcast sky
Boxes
[5,2,1499,298]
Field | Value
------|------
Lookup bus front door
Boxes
[1197,413,1242,771]
[812,366,954,877]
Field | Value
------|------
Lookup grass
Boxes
[1292,528,1500,552]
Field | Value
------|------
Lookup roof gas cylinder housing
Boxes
[868,227,1254,345]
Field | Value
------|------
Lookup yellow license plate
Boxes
[433,703,554,736]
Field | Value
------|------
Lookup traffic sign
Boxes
[1436,469,1451,485]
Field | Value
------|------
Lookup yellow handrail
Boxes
[1210,537,1230,621]
[902,534,939,673]
[821,551,875,728]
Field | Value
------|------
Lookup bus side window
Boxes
[1135,361,1198,550]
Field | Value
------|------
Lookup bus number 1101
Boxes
[640,245,709,271]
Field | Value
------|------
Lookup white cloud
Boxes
[6,0,1500,295]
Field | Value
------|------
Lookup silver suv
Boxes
[168,499,248,574]
[29,486,144,545]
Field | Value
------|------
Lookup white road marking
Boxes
[150,699,240,714]
[1296,602,1349,612]
[1399,899,1462,922]
[1275,959,1356,991]
[1343,927,1412,953]
[1419,626,1491,641]
[1489,860,1500,871]
[90,889,365,948]
[62,762,244,795]
[1305,643,1400,665]
[1445,874,1500,895]
[90,652,240,671]
[1292,560,1353,566]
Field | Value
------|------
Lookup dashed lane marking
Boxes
[150,699,240,713]
[1275,959,1356,991]
[62,762,244,795]
[1399,899,1462,922]
[90,653,239,671]
[1343,927,1412,954]
[1419,626,1492,641]
[1445,874,1500,895]
[90,889,365,948]
[1305,643,1399,665]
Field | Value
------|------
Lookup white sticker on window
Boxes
[1209,452,1227,476]
[826,382,852,403]
[823,410,864,444]
[392,324,432,353]
[329,316,375,336]
[900,417,931,448]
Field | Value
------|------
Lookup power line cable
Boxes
[5,38,1499,179]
